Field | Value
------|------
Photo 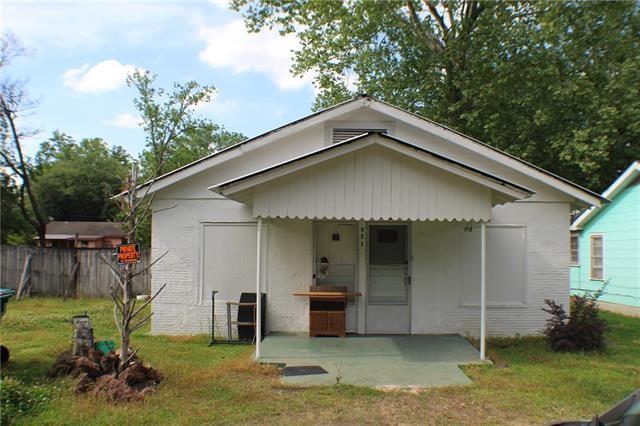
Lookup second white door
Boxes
[366,225,410,334]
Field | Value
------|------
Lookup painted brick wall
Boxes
[150,197,254,335]
[151,193,570,337]
[409,201,569,337]
[150,198,313,336]
[467,202,570,336]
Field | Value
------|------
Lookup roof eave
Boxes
[210,132,534,203]
[123,94,603,208]
[571,161,639,230]
[119,96,370,198]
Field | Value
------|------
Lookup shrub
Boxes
[0,378,51,424]
[542,292,607,352]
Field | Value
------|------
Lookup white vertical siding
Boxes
[252,145,492,221]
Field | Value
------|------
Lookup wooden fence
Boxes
[0,245,150,298]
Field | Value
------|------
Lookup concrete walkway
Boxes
[259,334,483,388]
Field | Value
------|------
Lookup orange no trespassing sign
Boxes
[116,243,140,264]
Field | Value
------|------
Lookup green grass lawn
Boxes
[1,298,638,425]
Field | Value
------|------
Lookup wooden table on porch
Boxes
[293,291,362,338]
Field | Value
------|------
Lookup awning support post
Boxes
[480,221,487,362]
[255,217,263,359]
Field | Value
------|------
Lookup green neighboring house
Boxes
[570,161,640,316]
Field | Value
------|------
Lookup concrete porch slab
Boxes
[259,334,482,388]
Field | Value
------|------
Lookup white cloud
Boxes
[190,93,240,117]
[4,2,199,50]
[209,98,240,115]
[62,60,139,93]
[103,113,142,129]
[209,0,230,9]
[198,19,312,91]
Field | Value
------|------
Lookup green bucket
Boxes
[94,340,116,354]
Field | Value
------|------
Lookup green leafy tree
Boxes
[127,70,218,178]
[0,32,48,244]
[139,123,245,175]
[1,171,32,244]
[128,70,245,248]
[33,132,130,221]
[232,0,640,191]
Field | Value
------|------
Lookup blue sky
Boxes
[3,0,317,157]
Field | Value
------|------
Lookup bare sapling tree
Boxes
[101,162,168,372]
[101,69,216,372]
[0,32,47,244]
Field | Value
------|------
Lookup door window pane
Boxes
[369,225,407,265]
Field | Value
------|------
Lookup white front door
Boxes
[314,222,358,332]
[366,225,410,334]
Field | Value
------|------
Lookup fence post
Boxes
[16,253,33,299]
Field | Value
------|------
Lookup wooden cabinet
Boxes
[309,311,327,333]
[293,290,361,338]
[309,297,346,337]
[326,312,345,334]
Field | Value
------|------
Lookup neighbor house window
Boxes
[590,234,604,280]
[570,233,579,265]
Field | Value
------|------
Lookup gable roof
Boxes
[211,131,534,205]
[135,94,603,207]
[571,161,640,231]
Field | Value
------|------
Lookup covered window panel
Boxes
[201,223,257,302]
[459,226,527,306]
[570,233,579,265]
[590,234,604,280]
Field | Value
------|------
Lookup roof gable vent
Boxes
[332,128,387,144]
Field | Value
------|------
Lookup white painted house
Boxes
[145,95,603,358]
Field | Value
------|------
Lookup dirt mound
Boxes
[119,361,163,391]
[73,373,94,394]
[99,350,118,374]
[74,356,102,379]
[50,349,162,403]
[48,351,77,378]
[91,374,144,403]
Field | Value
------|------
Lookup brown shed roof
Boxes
[45,221,126,240]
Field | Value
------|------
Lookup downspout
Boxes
[256,217,263,359]
[480,221,487,362]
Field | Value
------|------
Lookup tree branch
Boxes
[1,94,47,241]
[152,203,179,214]
[404,1,446,53]
[129,312,153,333]
[131,251,168,279]
[119,346,140,368]
[113,303,123,335]
[100,255,126,292]
[128,283,166,321]
[423,0,449,35]
[110,285,124,311]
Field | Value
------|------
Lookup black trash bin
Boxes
[237,292,266,342]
